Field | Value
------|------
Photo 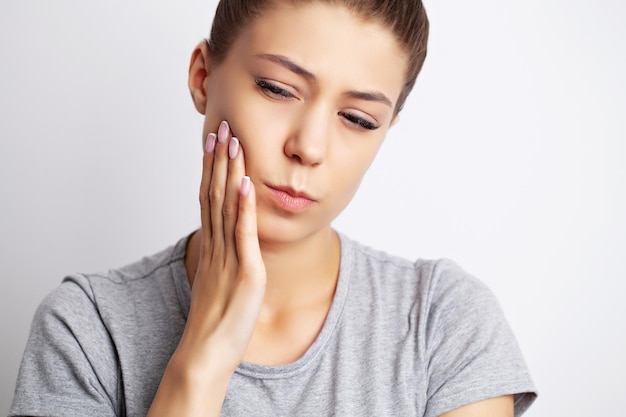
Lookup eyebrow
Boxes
[344,90,392,108]
[255,53,393,108]
[256,53,315,81]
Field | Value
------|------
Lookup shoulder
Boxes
[59,236,189,311]
[28,238,186,332]
[337,233,536,416]
[11,236,191,416]
[337,233,501,339]
[338,232,486,307]
[31,235,189,341]
[87,235,188,288]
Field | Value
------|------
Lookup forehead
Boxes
[231,2,408,104]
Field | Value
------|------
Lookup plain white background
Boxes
[1,0,624,415]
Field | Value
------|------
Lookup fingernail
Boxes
[218,120,229,144]
[240,176,251,196]
[229,137,239,159]
[205,133,217,154]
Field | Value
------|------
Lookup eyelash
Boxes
[255,78,294,99]
[338,111,379,131]
[255,78,380,131]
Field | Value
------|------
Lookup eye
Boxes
[255,78,295,100]
[338,111,380,131]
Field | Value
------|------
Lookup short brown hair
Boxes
[207,0,429,114]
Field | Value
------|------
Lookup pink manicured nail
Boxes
[205,133,217,154]
[229,137,239,159]
[240,176,251,196]
[218,120,229,143]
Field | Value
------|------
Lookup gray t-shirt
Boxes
[10,233,536,417]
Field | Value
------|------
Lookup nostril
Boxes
[283,127,328,166]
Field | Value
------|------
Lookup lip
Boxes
[265,184,316,212]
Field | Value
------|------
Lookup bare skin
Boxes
[146,124,264,416]
[440,395,514,417]
[147,3,515,416]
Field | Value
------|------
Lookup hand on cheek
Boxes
[148,120,265,415]
[184,119,265,373]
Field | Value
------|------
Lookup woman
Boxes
[10,1,536,416]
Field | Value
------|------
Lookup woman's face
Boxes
[193,2,408,245]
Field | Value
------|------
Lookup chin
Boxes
[255,212,330,247]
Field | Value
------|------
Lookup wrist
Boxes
[171,335,239,388]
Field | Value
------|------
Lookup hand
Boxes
[183,120,266,370]
[147,121,266,417]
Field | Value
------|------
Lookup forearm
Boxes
[146,346,235,417]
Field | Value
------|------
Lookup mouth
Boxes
[265,184,316,212]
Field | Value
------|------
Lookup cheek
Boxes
[219,95,294,165]
[201,73,261,136]
[226,102,278,167]
[327,141,383,208]
[333,140,383,185]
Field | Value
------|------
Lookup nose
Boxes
[284,105,329,167]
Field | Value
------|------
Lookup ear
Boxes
[188,40,213,115]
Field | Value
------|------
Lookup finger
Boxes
[223,137,246,260]
[234,178,265,280]
[199,132,217,241]
[209,120,231,250]
[222,179,266,345]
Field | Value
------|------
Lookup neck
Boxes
[259,228,340,309]
[184,227,341,311]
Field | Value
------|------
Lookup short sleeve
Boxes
[10,275,121,417]
[422,260,536,417]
